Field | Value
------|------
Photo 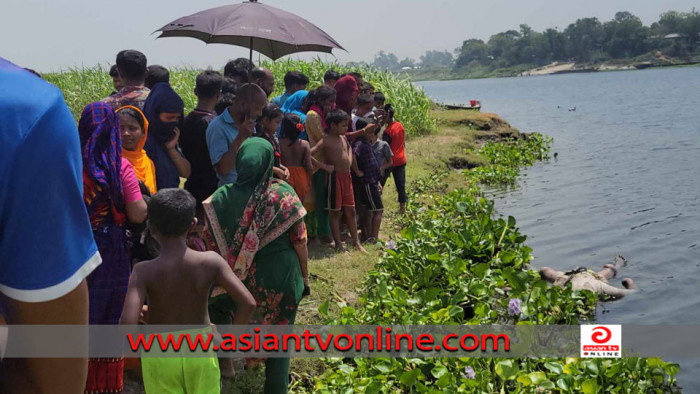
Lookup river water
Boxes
[418,68,700,385]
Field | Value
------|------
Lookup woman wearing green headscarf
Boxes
[203,138,308,393]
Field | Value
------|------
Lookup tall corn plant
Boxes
[262,58,437,137]
[45,60,437,137]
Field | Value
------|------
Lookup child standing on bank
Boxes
[120,188,256,394]
[381,104,407,214]
[279,114,315,206]
[369,124,393,179]
[257,103,290,181]
[311,109,367,254]
[352,119,384,243]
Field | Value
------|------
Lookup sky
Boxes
[1,0,697,72]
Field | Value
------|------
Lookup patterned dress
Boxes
[204,138,306,394]
[78,102,130,393]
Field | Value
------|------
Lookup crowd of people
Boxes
[0,49,408,394]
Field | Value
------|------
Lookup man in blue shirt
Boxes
[0,57,102,393]
[271,71,309,107]
[206,84,268,186]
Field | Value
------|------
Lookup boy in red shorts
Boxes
[311,109,367,254]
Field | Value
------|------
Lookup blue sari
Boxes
[281,90,309,140]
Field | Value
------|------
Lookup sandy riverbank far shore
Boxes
[520,61,635,76]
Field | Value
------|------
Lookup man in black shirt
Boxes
[180,70,223,218]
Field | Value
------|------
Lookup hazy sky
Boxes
[1,0,697,72]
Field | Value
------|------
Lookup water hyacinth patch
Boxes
[466,133,553,185]
[463,366,476,380]
[508,298,522,316]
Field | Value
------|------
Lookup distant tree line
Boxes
[367,10,700,72]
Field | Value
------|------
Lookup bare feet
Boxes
[621,278,637,289]
[335,244,349,254]
[353,241,369,254]
[613,255,627,268]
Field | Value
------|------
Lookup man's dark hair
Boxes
[221,77,238,95]
[326,108,350,126]
[215,93,236,115]
[224,58,254,81]
[385,103,395,120]
[148,188,196,237]
[283,71,309,89]
[356,94,373,107]
[109,64,119,78]
[374,92,386,104]
[234,83,266,104]
[323,69,340,82]
[251,67,268,81]
[348,72,363,82]
[116,50,147,81]
[195,70,223,99]
[145,65,170,89]
[362,82,374,91]
[355,117,369,131]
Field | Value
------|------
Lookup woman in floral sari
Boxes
[203,138,309,393]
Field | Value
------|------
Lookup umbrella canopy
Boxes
[156,0,345,60]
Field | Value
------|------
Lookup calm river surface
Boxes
[419,68,700,384]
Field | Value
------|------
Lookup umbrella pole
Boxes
[247,36,253,122]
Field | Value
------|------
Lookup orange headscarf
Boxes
[116,105,157,194]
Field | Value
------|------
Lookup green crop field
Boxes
[44,59,437,139]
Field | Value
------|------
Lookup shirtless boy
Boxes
[539,255,637,298]
[120,188,256,393]
[311,109,367,254]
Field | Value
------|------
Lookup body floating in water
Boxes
[539,255,637,298]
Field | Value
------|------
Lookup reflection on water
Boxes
[419,67,700,385]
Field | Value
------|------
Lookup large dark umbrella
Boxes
[156,0,345,62]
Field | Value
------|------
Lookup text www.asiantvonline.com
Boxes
[127,327,510,353]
